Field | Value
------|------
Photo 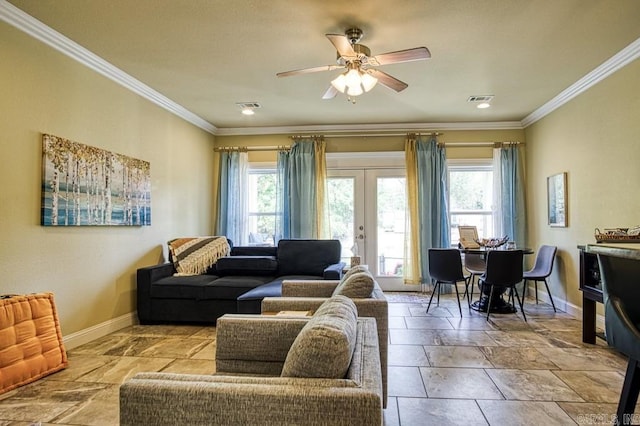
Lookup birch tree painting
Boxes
[42,134,151,226]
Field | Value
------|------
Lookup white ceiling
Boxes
[5,0,640,134]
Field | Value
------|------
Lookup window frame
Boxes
[247,164,278,246]
[447,159,495,246]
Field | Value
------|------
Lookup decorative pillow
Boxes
[341,265,369,282]
[332,271,374,298]
[168,236,230,276]
[1,293,67,394]
[281,295,357,379]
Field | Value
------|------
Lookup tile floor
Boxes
[1,292,638,425]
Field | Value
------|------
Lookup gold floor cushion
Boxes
[0,293,67,394]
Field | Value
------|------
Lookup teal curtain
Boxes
[276,141,317,239]
[500,145,526,248]
[216,151,248,245]
[275,150,290,241]
[416,137,450,282]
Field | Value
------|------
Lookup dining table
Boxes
[460,246,534,314]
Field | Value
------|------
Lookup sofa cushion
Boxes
[276,239,341,276]
[0,293,68,395]
[236,275,323,302]
[202,276,274,300]
[281,295,357,379]
[215,256,278,276]
[333,271,375,299]
[151,275,220,299]
[230,246,277,257]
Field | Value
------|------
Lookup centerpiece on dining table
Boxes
[475,236,509,249]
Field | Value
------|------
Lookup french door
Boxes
[327,168,407,291]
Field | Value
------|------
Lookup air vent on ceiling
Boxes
[467,95,494,103]
[236,102,262,109]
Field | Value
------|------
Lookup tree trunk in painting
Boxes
[50,169,59,225]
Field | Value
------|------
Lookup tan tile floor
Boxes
[0,292,638,425]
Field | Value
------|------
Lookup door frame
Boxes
[326,152,408,291]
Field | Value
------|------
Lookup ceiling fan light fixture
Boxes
[361,72,378,92]
[346,83,364,97]
[330,73,347,92]
[344,68,362,88]
[332,68,377,97]
[241,107,255,115]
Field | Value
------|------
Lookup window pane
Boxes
[448,166,494,245]
[248,171,277,246]
[449,170,492,211]
[327,177,355,264]
[377,177,405,277]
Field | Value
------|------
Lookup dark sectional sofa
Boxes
[136,239,344,324]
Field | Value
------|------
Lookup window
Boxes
[247,168,277,246]
[448,160,494,245]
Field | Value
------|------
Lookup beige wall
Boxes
[525,59,640,312]
[0,23,215,336]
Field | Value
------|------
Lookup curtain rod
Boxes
[446,141,523,147]
[214,145,290,152]
[289,132,443,138]
[214,140,523,152]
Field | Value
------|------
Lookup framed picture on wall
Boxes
[547,172,567,227]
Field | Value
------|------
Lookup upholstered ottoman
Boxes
[0,293,67,394]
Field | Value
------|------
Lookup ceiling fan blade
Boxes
[326,34,357,59]
[322,85,338,100]
[276,64,343,78]
[371,47,431,66]
[367,69,408,92]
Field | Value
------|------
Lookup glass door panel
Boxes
[365,170,406,290]
[328,168,406,291]
[375,176,406,277]
[326,174,361,265]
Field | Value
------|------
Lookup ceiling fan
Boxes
[276,27,430,101]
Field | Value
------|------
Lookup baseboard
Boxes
[526,284,605,330]
[63,311,138,350]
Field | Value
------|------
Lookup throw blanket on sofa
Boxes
[169,236,230,276]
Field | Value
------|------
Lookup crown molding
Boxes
[522,36,640,128]
[214,121,524,136]
[0,1,217,135]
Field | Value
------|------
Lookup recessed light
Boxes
[236,102,261,116]
[468,95,494,109]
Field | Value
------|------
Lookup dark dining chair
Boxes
[523,245,558,312]
[427,249,470,316]
[597,253,640,425]
[478,250,525,321]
